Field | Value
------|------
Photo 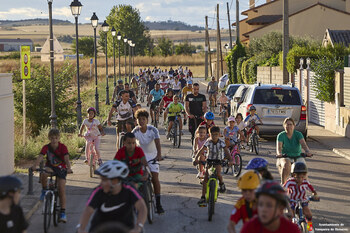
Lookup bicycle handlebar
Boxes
[277,153,313,159]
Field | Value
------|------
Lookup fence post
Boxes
[299,58,304,100]
[306,58,311,119]
[27,168,34,195]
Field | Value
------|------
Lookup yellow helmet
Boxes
[237,170,261,190]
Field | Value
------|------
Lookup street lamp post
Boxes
[70,0,83,127]
[132,43,135,76]
[123,37,128,83]
[128,39,132,82]
[47,0,57,128]
[102,20,110,105]
[117,32,121,80]
[90,12,99,114]
[111,27,116,87]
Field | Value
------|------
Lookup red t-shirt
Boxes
[114,146,145,176]
[162,96,173,108]
[230,197,257,224]
[199,120,215,133]
[241,216,301,233]
[40,142,69,169]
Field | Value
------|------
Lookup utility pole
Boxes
[216,4,220,82]
[227,2,233,49]
[236,0,240,43]
[208,28,213,77]
[205,16,209,80]
[219,28,223,76]
[283,0,289,84]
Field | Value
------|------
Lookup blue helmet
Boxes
[245,158,268,171]
[204,111,214,120]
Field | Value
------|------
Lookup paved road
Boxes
[27,86,350,233]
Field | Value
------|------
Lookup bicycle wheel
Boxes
[154,110,158,128]
[232,154,242,177]
[53,193,59,226]
[43,193,52,233]
[119,134,125,150]
[177,120,181,148]
[173,123,177,147]
[90,146,94,178]
[249,136,254,153]
[208,180,216,221]
[223,160,229,174]
[253,134,259,155]
[147,181,155,224]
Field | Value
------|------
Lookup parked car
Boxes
[218,74,229,89]
[225,84,243,116]
[235,84,307,137]
[230,84,251,117]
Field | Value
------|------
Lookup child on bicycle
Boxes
[114,132,149,189]
[199,111,215,135]
[31,128,73,223]
[78,107,105,165]
[241,180,300,233]
[245,157,274,180]
[194,126,233,206]
[224,116,244,149]
[166,95,185,139]
[227,170,260,233]
[218,90,229,118]
[0,175,28,233]
[192,125,208,179]
[159,88,174,126]
[284,162,320,233]
[244,105,263,142]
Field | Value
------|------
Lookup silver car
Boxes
[235,84,307,137]
[230,84,251,117]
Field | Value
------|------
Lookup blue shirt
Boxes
[150,89,164,102]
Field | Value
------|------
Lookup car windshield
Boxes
[226,86,239,98]
[253,89,301,105]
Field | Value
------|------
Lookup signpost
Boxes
[21,46,31,149]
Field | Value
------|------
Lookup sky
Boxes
[0,0,252,28]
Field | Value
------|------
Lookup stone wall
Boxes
[257,66,284,84]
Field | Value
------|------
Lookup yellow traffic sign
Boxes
[21,46,31,79]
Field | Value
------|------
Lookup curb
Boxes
[25,200,41,221]
[308,136,350,161]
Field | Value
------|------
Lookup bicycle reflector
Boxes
[300,105,307,120]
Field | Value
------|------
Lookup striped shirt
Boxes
[204,138,226,160]
[283,177,316,202]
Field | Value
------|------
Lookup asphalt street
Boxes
[26,86,350,233]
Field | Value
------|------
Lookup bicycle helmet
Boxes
[237,170,260,190]
[228,116,235,122]
[249,105,256,111]
[187,80,193,85]
[0,176,23,198]
[256,180,288,207]
[204,111,215,120]
[118,79,123,84]
[87,107,96,115]
[291,162,308,173]
[245,158,268,171]
[95,160,129,179]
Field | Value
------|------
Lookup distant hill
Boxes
[0,18,72,27]
[144,20,204,31]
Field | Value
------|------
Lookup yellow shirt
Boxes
[182,87,193,98]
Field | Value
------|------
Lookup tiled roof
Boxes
[246,15,282,25]
[0,39,33,43]
[327,29,350,47]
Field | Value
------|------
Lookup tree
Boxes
[99,5,152,56]
[175,41,196,55]
[71,37,95,57]
[156,37,173,57]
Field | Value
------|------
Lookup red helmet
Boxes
[87,107,96,115]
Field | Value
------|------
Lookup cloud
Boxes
[0,7,71,20]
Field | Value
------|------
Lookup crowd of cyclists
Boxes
[0,65,319,233]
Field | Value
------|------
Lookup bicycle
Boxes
[218,102,228,125]
[246,122,261,155]
[222,141,242,177]
[209,94,216,113]
[280,153,312,164]
[169,111,182,148]
[83,135,100,178]
[151,104,160,128]
[292,196,320,233]
[139,86,146,103]
[32,168,60,233]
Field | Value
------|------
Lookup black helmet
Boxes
[256,180,288,207]
[0,176,23,198]
[291,162,308,173]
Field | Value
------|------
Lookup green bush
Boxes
[226,41,246,83]
[236,56,247,83]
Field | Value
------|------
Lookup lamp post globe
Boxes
[91,12,99,114]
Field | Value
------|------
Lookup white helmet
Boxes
[95,160,129,179]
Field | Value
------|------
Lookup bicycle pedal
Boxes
[198,203,207,207]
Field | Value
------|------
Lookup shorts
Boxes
[290,201,308,210]
[168,116,176,122]
[150,99,161,110]
[147,158,159,173]
[276,157,306,168]
[117,118,135,133]
[46,166,67,180]
[208,91,217,95]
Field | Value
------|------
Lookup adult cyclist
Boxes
[185,83,207,143]
[276,117,312,184]
[207,76,218,107]
[108,90,137,149]
[148,83,164,125]
[76,160,147,233]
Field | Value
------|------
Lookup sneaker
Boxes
[151,120,154,124]
[196,171,201,178]
[59,212,67,223]
[40,189,47,201]
[219,183,226,193]
[183,119,187,125]
[166,132,170,139]
[199,170,205,179]
[197,197,207,207]
[98,159,103,166]
[84,159,88,164]
[156,204,165,214]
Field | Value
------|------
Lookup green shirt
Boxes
[277,130,304,157]
[167,102,184,117]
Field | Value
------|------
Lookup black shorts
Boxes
[117,118,135,133]
[150,99,161,110]
[168,116,176,122]
[48,166,67,180]
[189,116,204,137]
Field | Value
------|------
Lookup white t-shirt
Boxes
[204,138,226,160]
[83,118,101,137]
[132,125,160,161]
[113,99,136,121]
[158,79,169,89]
[172,81,182,91]
[236,121,246,131]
